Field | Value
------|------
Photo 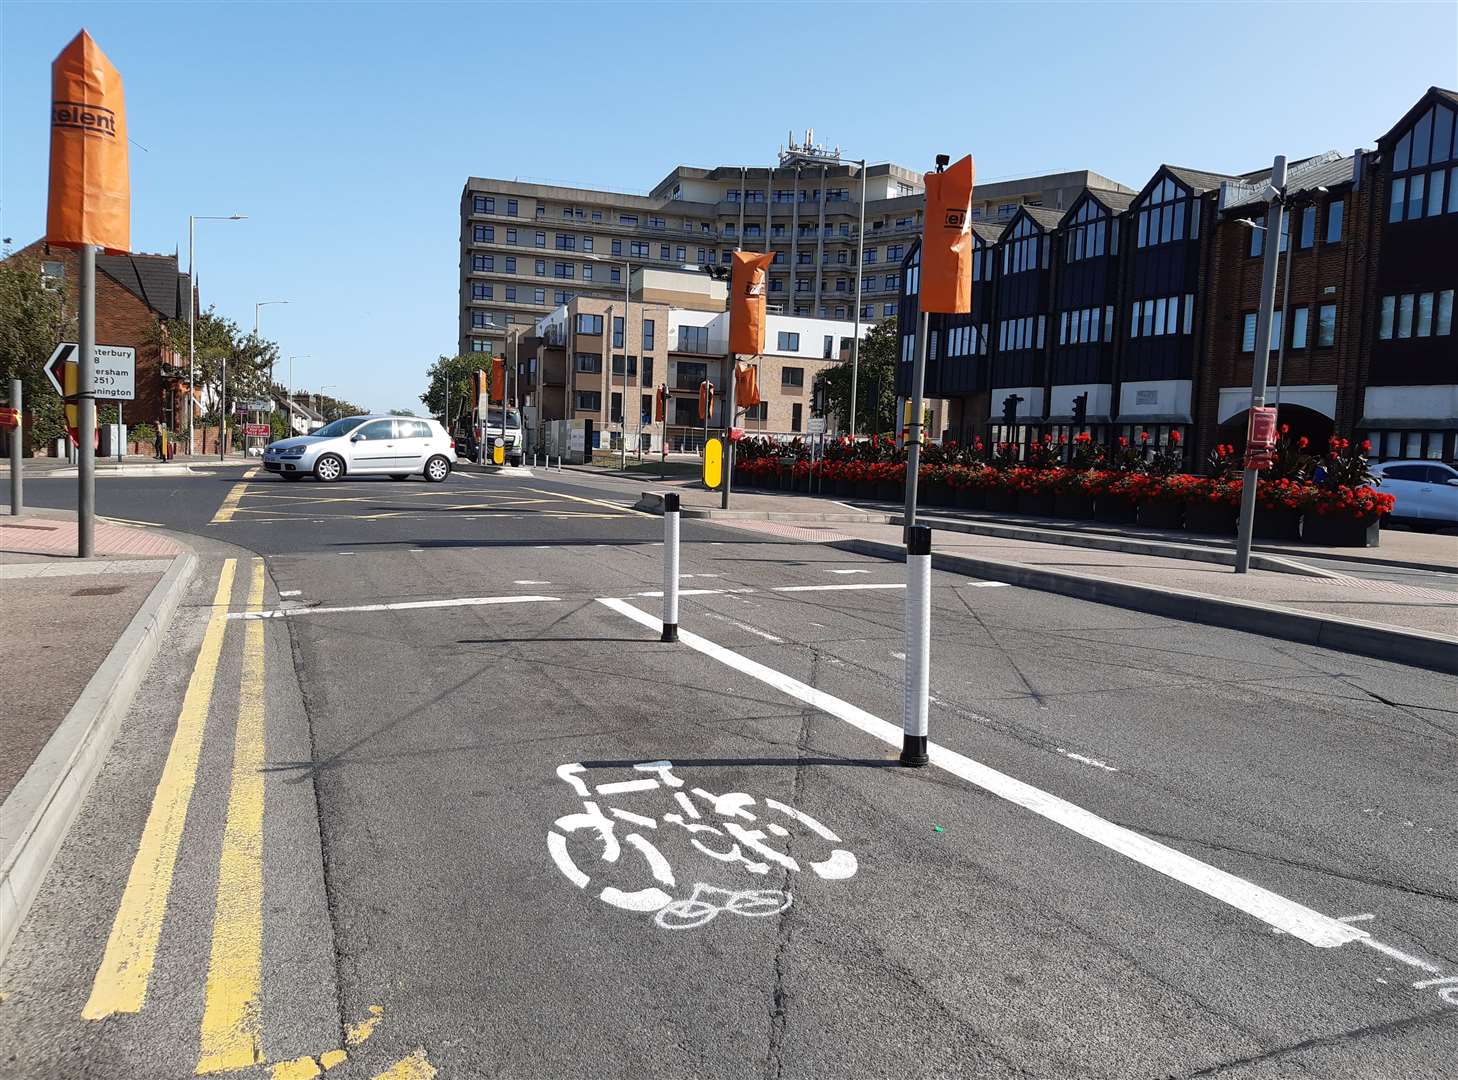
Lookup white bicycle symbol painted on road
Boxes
[547,760,858,929]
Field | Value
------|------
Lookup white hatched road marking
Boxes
[229,595,559,620]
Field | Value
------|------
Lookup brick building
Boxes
[896,86,1457,465]
[5,241,193,433]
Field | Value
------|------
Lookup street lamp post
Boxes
[849,157,868,438]
[187,213,246,454]
[317,384,337,425]
[244,300,288,459]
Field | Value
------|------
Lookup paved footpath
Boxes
[0,468,1452,1079]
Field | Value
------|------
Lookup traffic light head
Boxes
[1071,392,1088,426]
[1001,394,1022,426]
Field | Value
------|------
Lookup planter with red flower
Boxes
[948,464,989,509]
[1093,453,1140,523]
[1183,476,1240,534]
[1299,439,1392,546]
[1051,467,1100,519]
[1253,477,1307,539]
[1007,466,1057,517]
[1135,475,1188,531]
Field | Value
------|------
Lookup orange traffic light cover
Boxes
[491,357,505,401]
[47,31,130,254]
[734,362,761,408]
[919,154,975,314]
[728,251,777,355]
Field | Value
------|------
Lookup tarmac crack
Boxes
[1179,1008,1458,1077]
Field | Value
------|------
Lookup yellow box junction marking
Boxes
[347,1005,385,1046]
[211,469,260,523]
[196,559,268,1074]
[83,559,239,1020]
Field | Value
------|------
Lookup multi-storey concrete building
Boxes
[896,86,1458,464]
[457,135,1130,358]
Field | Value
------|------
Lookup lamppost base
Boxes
[660,622,678,643]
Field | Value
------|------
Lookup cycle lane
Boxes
[291,544,1456,1079]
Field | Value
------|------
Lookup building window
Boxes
[1064,200,1107,262]
[1379,296,1395,339]
[576,391,601,411]
[574,353,602,374]
[474,196,492,213]
[1298,205,1316,249]
[504,257,516,273]
[1001,214,1042,273]
[611,355,638,377]
[776,332,800,352]
[471,311,490,328]
[506,199,518,216]
[1316,303,1336,346]
[610,267,621,284]
[782,366,804,387]
[583,265,593,281]
[506,228,517,244]
[676,246,686,261]
[532,288,545,304]
[642,358,653,384]
[575,314,603,335]
[613,316,624,348]
[1241,313,1257,352]
[472,283,492,300]
[1439,290,1455,336]
[471,339,491,353]
[592,210,603,222]
[555,233,575,251]
[555,290,571,304]
[630,241,651,258]
[642,319,655,350]
[473,225,492,243]
[535,259,546,276]
[1399,293,1415,337]
[1135,175,1191,248]
[822,335,834,358]
[660,244,671,260]
[678,325,711,352]
[619,214,638,226]
[505,286,516,301]
[1388,100,1457,223]
[1290,306,1309,349]
[612,239,623,256]
[1417,292,1435,337]
[1326,199,1344,243]
[534,231,546,248]
[884,303,897,317]
[583,237,593,252]
[471,255,491,272]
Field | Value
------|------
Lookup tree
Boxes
[388,408,417,416]
[156,308,278,424]
[812,318,898,436]
[0,255,73,449]
[420,354,482,430]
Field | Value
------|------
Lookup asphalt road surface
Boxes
[2,466,1455,1079]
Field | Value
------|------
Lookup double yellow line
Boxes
[83,557,271,1074]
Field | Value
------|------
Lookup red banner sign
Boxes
[243,423,271,437]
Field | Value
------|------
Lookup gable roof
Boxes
[1087,188,1136,215]
[96,252,189,321]
[1219,152,1357,213]
[1162,165,1240,195]
[1376,85,1458,148]
[971,221,1006,243]
[1009,205,1065,233]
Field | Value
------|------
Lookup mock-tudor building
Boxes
[895,85,1457,465]
[5,241,193,434]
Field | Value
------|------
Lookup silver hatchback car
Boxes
[263,415,458,482]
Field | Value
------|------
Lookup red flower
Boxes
[1118,436,1129,447]
[1170,430,1182,443]
[1361,439,1372,451]
[1280,423,1290,435]
[1297,436,1309,449]
[1140,431,1150,442]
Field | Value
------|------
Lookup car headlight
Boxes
[280,448,305,458]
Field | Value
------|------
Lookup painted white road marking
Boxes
[827,569,870,575]
[630,588,754,598]
[1056,749,1119,773]
[965,581,1011,588]
[279,590,302,597]
[772,583,905,593]
[595,596,1367,950]
[514,579,551,585]
[698,610,784,643]
[229,595,560,620]
[1359,936,1443,974]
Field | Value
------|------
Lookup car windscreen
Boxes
[312,417,367,438]
[485,409,522,428]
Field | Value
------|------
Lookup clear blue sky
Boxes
[3,1,1454,412]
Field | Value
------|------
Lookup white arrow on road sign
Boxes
[43,342,136,401]
[44,343,76,397]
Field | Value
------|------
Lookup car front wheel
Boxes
[314,454,345,482]
[425,455,451,483]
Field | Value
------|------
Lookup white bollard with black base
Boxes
[900,524,932,767]
[661,492,680,642]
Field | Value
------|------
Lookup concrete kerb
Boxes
[832,537,1458,676]
[455,462,536,478]
[889,514,1337,578]
[0,545,198,962]
[633,489,893,524]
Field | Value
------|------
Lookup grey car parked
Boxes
[263,415,458,482]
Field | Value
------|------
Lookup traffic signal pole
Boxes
[78,245,97,558]
[1234,156,1288,575]
[902,310,930,532]
[721,358,736,510]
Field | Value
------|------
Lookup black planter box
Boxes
[1253,507,1302,540]
[985,490,1016,513]
[956,487,986,510]
[921,482,952,508]
[1302,513,1382,547]
[1016,493,1057,517]
[1053,493,1095,520]
[875,481,901,502]
[1094,495,1138,523]
[1137,500,1183,531]
[1184,499,1236,535]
